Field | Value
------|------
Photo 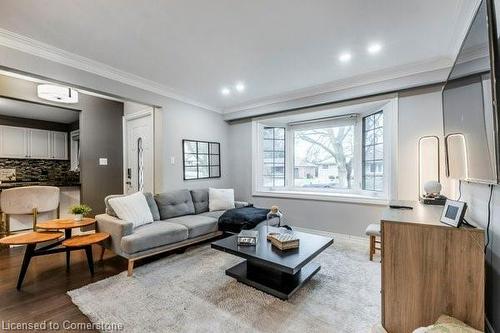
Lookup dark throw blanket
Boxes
[218,207,270,233]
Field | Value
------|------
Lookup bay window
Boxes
[253,100,395,201]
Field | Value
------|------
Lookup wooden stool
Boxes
[365,224,381,261]
[62,232,110,275]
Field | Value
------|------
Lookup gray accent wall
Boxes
[78,94,123,214]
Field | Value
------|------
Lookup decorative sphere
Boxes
[424,180,442,195]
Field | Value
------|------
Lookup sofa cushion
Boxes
[120,221,188,254]
[105,192,160,221]
[155,190,195,220]
[166,215,218,238]
[190,189,209,214]
[108,192,154,229]
[199,210,225,220]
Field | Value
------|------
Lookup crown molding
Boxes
[0,28,221,113]
[223,56,452,114]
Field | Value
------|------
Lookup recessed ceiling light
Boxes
[367,43,382,54]
[221,87,231,96]
[235,82,245,92]
[339,52,352,63]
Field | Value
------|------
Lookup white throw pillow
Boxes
[108,191,154,228]
[209,188,235,211]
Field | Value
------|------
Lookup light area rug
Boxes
[68,237,380,333]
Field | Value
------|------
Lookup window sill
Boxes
[252,190,389,206]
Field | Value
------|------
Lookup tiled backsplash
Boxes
[0,159,80,183]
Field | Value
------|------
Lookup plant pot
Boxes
[74,214,83,221]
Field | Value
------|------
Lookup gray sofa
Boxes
[96,188,273,276]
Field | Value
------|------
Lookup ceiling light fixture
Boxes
[37,84,79,104]
[339,52,352,63]
[221,87,231,96]
[367,43,382,54]
[235,82,245,92]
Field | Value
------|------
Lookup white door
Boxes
[0,126,28,158]
[29,129,51,159]
[124,109,154,194]
[52,131,68,159]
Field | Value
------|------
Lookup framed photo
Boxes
[440,199,467,227]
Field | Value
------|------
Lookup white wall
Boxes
[155,99,230,192]
[228,85,446,236]
[0,46,232,194]
[397,85,450,200]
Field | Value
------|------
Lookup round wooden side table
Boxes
[62,232,110,276]
[36,218,97,271]
[0,231,64,289]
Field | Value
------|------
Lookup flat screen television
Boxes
[442,0,500,184]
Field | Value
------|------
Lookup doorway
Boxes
[123,108,154,194]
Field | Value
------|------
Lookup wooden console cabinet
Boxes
[381,202,484,333]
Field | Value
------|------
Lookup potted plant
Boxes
[69,204,92,221]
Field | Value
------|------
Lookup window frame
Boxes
[362,111,384,192]
[262,127,286,188]
[288,117,361,194]
[182,139,221,180]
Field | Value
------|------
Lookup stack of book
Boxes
[268,232,299,250]
[237,230,258,246]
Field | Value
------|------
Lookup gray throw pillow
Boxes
[190,189,209,214]
[155,189,195,220]
[143,192,161,221]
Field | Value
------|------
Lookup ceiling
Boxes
[0,0,479,113]
[0,97,80,123]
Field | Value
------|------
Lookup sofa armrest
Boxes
[235,201,251,208]
[95,213,134,257]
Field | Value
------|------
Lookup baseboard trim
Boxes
[292,226,367,246]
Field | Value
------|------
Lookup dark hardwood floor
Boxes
[0,244,128,332]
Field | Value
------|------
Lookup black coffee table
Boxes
[211,225,333,300]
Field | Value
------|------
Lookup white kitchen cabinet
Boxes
[0,125,68,160]
[51,131,68,160]
[29,129,51,159]
[0,126,28,158]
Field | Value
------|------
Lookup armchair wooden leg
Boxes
[369,235,375,261]
[127,260,134,277]
[99,246,105,262]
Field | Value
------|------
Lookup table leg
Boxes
[65,229,72,271]
[17,244,35,290]
[85,245,94,276]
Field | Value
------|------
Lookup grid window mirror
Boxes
[183,140,221,180]
[362,111,384,191]
[263,127,285,187]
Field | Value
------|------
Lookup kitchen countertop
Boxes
[0,182,81,189]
